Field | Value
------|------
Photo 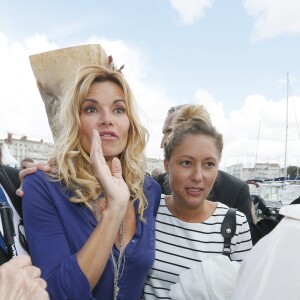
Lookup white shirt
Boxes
[0,185,27,256]
[231,204,300,300]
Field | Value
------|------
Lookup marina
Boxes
[248,180,300,205]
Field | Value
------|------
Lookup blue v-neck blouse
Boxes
[22,170,161,300]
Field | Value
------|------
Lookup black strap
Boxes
[18,219,29,254]
[0,245,9,265]
[0,165,16,194]
[221,208,237,258]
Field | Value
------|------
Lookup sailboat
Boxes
[248,73,300,207]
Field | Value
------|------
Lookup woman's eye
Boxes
[181,160,191,167]
[86,106,97,113]
[114,106,126,114]
[205,162,215,168]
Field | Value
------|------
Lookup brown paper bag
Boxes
[29,44,109,138]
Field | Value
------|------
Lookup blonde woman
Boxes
[22,65,161,300]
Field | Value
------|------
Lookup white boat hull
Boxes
[249,182,300,205]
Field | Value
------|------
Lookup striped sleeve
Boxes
[230,210,253,262]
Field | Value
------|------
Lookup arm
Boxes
[23,130,130,298]
[235,184,263,244]
[230,212,253,262]
[23,173,92,299]
[77,130,130,287]
[235,184,253,226]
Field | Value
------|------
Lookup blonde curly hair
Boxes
[52,65,149,219]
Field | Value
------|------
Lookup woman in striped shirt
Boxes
[143,104,252,299]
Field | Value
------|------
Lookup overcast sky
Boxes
[0,0,300,169]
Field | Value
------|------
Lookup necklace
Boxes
[90,198,125,299]
[111,220,126,300]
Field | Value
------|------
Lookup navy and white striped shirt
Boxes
[143,195,252,299]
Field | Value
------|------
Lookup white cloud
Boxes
[169,0,214,25]
[0,33,56,142]
[0,33,171,159]
[222,94,300,168]
[178,88,300,168]
[193,89,225,130]
[243,0,300,41]
[1,32,299,169]
[25,33,58,54]
[86,36,174,158]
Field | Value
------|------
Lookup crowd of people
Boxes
[0,44,299,300]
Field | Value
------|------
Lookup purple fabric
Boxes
[23,171,161,300]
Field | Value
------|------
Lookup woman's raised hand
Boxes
[90,129,130,213]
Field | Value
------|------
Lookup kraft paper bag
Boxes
[29,44,109,138]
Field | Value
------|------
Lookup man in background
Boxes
[151,167,162,177]
[20,158,34,171]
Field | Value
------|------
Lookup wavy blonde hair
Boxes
[164,104,223,161]
[52,65,149,219]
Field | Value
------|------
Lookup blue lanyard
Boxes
[0,186,9,253]
[0,186,9,204]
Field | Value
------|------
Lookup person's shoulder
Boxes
[22,171,63,209]
[23,169,54,187]
[218,170,247,187]
[212,202,229,217]
[143,175,162,215]
[235,210,248,225]
[216,201,229,209]
[144,174,162,192]
[279,204,300,220]
[0,165,20,189]
[216,203,247,221]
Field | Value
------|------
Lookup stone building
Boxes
[1,132,165,173]
[0,132,54,167]
[226,162,283,181]
[145,157,164,175]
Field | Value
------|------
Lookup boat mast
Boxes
[254,120,261,179]
[283,73,289,180]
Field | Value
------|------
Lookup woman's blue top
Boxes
[22,170,161,300]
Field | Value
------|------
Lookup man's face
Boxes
[160,112,176,148]
[20,161,28,170]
